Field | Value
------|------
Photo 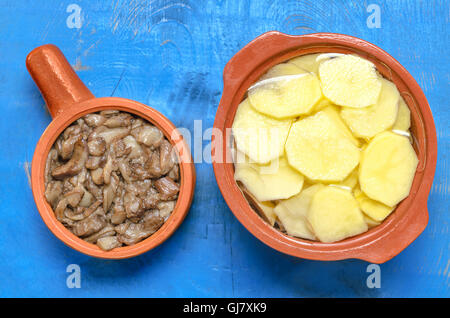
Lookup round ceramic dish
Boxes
[212,32,437,263]
[27,44,196,259]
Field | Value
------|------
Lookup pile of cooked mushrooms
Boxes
[44,110,180,250]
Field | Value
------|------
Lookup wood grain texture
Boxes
[0,0,448,297]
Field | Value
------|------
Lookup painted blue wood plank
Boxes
[0,0,448,297]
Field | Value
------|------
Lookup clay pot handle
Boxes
[222,31,294,87]
[26,44,94,118]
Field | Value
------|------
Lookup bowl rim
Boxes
[32,97,196,259]
[212,31,438,263]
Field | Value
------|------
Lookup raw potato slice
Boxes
[289,53,321,74]
[354,188,395,222]
[332,168,358,190]
[340,78,400,138]
[260,63,307,80]
[308,186,368,243]
[312,98,333,113]
[242,188,277,226]
[359,131,419,206]
[392,97,411,132]
[285,111,360,182]
[274,184,324,240]
[319,54,382,108]
[289,53,342,74]
[321,106,360,146]
[248,72,322,118]
[234,156,304,201]
[232,98,292,164]
[364,215,380,228]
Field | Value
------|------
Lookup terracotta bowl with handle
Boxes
[212,31,437,263]
[27,44,196,259]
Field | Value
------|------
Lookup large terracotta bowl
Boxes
[27,44,196,259]
[212,32,437,263]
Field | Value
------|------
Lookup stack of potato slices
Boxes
[232,53,418,243]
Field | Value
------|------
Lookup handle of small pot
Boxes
[355,202,429,264]
[222,31,295,88]
[26,44,94,118]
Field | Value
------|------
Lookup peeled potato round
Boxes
[285,111,360,182]
[321,106,360,146]
[392,97,411,132]
[340,78,400,138]
[232,98,292,164]
[242,188,277,226]
[260,63,307,80]
[248,72,322,119]
[234,156,304,202]
[354,188,395,222]
[274,184,324,240]
[289,53,343,74]
[332,168,359,190]
[319,54,382,108]
[359,131,419,206]
[307,186,367,243]
[289,53,321,74]
[231,52,419,244]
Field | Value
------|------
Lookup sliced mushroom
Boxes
[64,207,87,221]
[102,153,116,185]
[104,113,133,128]
[111,207,127,225]
[123,191,142,218]
[84,114,106,127]
[142,210,164,233]
[45,149,58,186]
[154,177,179,200]
[91,167,104,185]
[45,181,62,208]
[142,188,160,209]
[84,174,102,199]
[52,139,88,179]
[131,118,144,129]
[133,179,152,196]
[66,200,102,221]
[87,137,106,156]
[117,222,157,246]
[71,213,106,237]
[64,186,84,208]
[133,125,163,147]
[60,134,79,160]
[159,140,176,175]
[117,159,132,183]
[84,224,115,243]
[103,173,118,212]
[85,155,104,170]
[100,110,119,117]
[97,236,121,250]
[54,197,69,220]
[98,127,130,145]
[122,135,143,159]
[167,164,179,181]
[63,125,81,140]
[157,200,176,220]
[112,139,131,158]
[79,187,94,208]
[146,150,163,178]
[62,179,74,194]
[114,222,130,235]
[73,167,88,185]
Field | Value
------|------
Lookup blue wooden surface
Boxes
[0,0,448,297]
